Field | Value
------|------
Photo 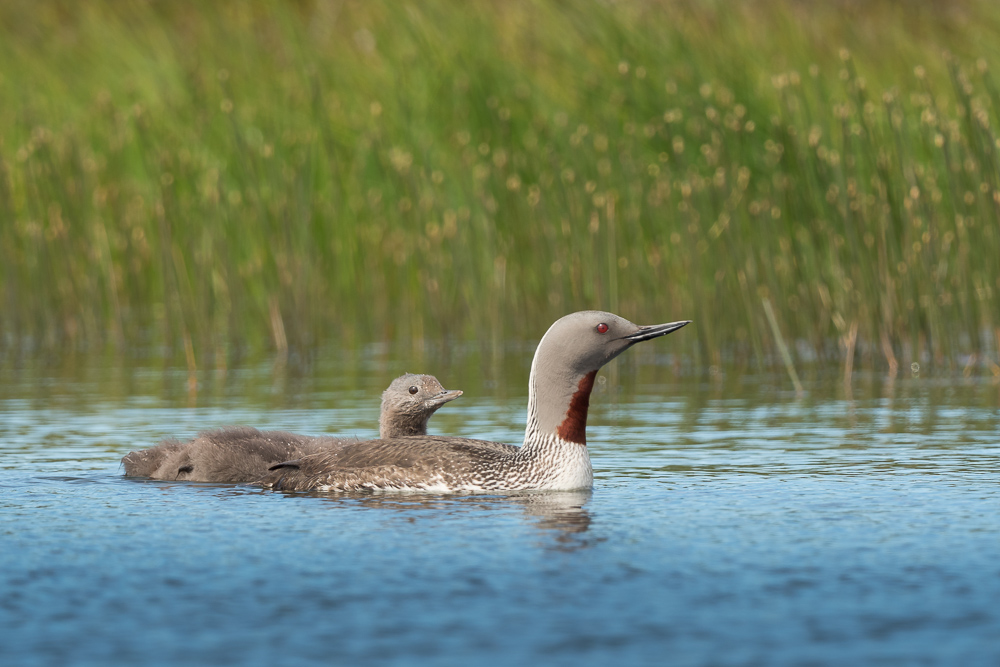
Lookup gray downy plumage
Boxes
[258,311,690,493]
[121,373,462,483]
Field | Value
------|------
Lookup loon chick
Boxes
[258,311,689,493]
[121,373,462,483]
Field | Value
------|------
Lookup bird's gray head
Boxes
[534,311,691,376]
[528,311,690,445]
[380,373,463,438]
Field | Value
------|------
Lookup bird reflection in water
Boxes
[270,488,598,551]
[506,490,597,551]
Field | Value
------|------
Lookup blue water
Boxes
[1,353,999,666]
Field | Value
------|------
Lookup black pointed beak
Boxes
[427,389,463,407]
[623,320,691,343]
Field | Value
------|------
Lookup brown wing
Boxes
[259,435,520,491]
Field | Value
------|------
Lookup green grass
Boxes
[1,0,999,374]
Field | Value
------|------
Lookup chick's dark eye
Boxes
[596,323,609,334]
[408,386,419,395]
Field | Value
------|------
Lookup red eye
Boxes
[596,323,609,334]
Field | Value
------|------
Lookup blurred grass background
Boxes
[1,0,998,374]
